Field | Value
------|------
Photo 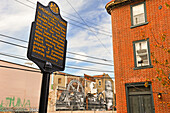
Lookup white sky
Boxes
[0,0,114,79]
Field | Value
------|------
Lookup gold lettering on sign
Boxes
[56,34,65,41]
[35,33,43,40]
[46,43,53,48]
[32,5,67,65]
[39,6,52,17]
[37,15,47,23]
[61,29,66,34]
[33,45,45,57]
[58,24,66,31]
[57,45,64,51]
[38,11,41,16]
[46,54,58,62]
[36,26,43,32]
[35,38,43,44]
[42,14,49,21]
[42,22,51,29]
[35,30,43,36]
[61,34,65,38]
[34,41,46,49]
[50,20,56,25]
[33,45,44,52]
[49,30,54,34]
[37,18,41,23]
[54,47,64,53]
[52,35,57,40]
[52,50,63,57]
[36,22,48,31]
[51,53,63,60]
[43,33,52,41]
[48,22,54,27]
[44,30,51,36]
[54,26,60,31]
[59,39,64,43]
[52,27,60,35]
[52,15,59,21]
[60,20,66,27]
[45,39,55,47]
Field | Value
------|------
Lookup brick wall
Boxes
[109,0,170,113]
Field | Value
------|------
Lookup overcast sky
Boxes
[0,0,114,79]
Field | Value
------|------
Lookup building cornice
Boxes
[105,0,138,15]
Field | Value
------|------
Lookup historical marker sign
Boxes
[27,2,67,113]
[27,1,67,73]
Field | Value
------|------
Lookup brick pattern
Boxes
[110,0,170,113]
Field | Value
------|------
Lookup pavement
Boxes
[48,111,117,113]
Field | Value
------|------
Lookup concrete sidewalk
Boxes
[48,111,117,113]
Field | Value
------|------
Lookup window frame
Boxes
[130,1,148,28]
[133,38,153,70]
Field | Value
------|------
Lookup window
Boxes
[133,39,153,69]
[58,78,61,84]
[99,80,101,86]
[131,2,148,28]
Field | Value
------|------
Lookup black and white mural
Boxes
[55,78,114,111]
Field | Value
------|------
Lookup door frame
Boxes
[125,82,155,113]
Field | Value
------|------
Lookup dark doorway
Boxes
[126,82,155,113]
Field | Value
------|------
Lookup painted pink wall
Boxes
[0,60,42,109]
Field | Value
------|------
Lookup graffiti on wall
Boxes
[0,97,30,108]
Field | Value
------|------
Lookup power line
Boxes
[0,52,28,61]
[0,65,115,79]
[0,39,27,49]
[26,0,111,32]
[0,51,113,68]
[14,0,34,9]
[67,56,113,66]
[66,66,114,73]
[0,65,41,73]
[0,52,114,72]
[63,16,111,36]
[0,33,113,62]
[14,0,112,57]
[0,33,28,43]
[0,39,114,66]
[65,0,112,56]
[0,51,113,69]
[67,51,113,62]
[14,0,112,36]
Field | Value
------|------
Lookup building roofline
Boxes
[54,71,83,78]
[0,59,39,70]
[105,0,138,15]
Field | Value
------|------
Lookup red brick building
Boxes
[106,0,169,113]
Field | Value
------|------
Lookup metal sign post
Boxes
[27,1,67,113]
[39,62,52,113]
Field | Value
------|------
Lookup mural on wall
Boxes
[52,73,115,111]
[105,80,113,110]
[56,79,85,110]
